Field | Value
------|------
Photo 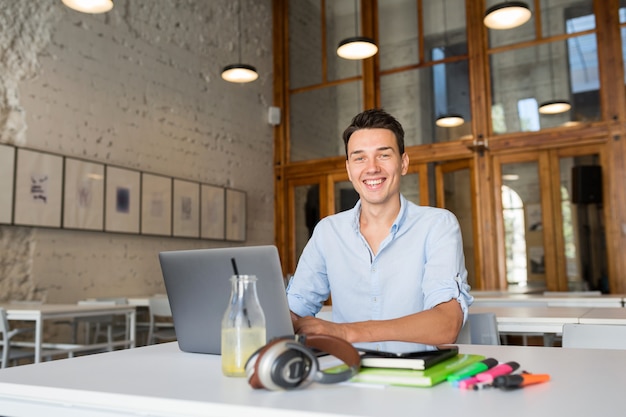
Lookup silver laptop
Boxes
[158,245,294,354]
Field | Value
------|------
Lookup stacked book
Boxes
[352,346,486,388]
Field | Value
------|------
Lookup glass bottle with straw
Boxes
[221,257,267,377]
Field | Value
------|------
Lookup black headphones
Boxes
[245,334,361,391]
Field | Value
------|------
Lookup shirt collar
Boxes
[350,194,408,235]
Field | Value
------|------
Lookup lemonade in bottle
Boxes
[221,274,266,376]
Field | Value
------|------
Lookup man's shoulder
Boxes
[404,202,457,223]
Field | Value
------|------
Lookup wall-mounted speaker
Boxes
[572,165,602,204]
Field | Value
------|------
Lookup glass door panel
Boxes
[499,160,547,292]
[435,161,476,287]
[557,153,608,292]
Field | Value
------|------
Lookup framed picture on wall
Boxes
[14,148,63,228]
[105,165,140,233]
[225,188,246,241]
[141,173,172,236]
[0,144,15,224]
[63,158,105,230]
[173,178,200,238]
[200,184,225,240]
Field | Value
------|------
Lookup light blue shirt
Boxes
[286,194,473,352]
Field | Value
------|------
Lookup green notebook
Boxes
[351,354,486,388]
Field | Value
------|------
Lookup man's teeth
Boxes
[365,179,383,185]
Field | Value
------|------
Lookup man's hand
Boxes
[293,315,350,341]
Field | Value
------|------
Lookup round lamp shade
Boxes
[221,64,259,83]
[436,114,465,128]
[337,37,378,60]
[484,2,532,30]
[538,100,571,115]
[62,0,113,13]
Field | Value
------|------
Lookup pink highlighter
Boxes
[458,362,520,389]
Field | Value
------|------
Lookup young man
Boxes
[286,109,472,352]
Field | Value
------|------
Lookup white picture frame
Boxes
[63,158,105,230]
[173,179,200,238]
[0,144,15,224]
[141,173,172,236]
[200,184,225,240]
[225,188,246,241]
[14,149,63,227]
[105,166,140,233]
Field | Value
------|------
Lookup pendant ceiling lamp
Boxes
[436,114,465,128]
[538,100,571,114]
[538,15,571,115]
[435,2,464,128]
[62,0,113,14]
[484,1,532,30]
[221,0,258,83]
[336,1,378,60]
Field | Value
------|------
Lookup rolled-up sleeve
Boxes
[421,210,473,323]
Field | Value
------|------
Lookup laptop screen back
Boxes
[158,245,294,354]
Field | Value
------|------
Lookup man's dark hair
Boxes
[342,108,405,159]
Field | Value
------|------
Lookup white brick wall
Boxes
[0,0,274,303]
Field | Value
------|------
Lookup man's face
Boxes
[345,128,408,207]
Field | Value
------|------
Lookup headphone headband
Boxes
[245,334,361,390]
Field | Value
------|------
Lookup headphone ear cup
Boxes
[252,340,318,391]
[244,344,265,389]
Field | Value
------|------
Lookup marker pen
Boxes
[492,373,550,389]
[457,376,481,390]
[448,358,499,385]
[474,361,520,383]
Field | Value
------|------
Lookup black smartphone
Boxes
[358,346,458,358]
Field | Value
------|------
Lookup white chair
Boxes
[562,323,626,349]
[456,313,500,345]
[0,308,36,368]
[147,296,176,345]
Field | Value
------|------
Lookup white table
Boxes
[1,303,136,363]
[0,342,623,417]
[579,307,626,325]
[469,306,591,334]
[126,294,167,307]
[471,292,625,308]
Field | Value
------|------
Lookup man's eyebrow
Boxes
[349,146,395,157]
[349,149,365,157]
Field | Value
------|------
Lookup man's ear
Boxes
[401,153,409,176]
[346,159,353,181]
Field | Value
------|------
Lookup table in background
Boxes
[579,307,626,325]
[126,294,167,308]
[0,303,136,363]
[470,292,625,308]
[0,342,623,417]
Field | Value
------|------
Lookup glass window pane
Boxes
[546,0,594,37]
[400,172,420,206]
[559,155,608,292]
[487,0,595,48]
[334,181,358,213]
[289,0,323,89]
[381,65,471,145]
[295,184,319,262]
[490,39,599,135]
[423,0,467,63]
[290,81,362,162]
[501,161,545,291]
[441,169,475,287]
[326,0,362,81]
[378,0,418,71]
